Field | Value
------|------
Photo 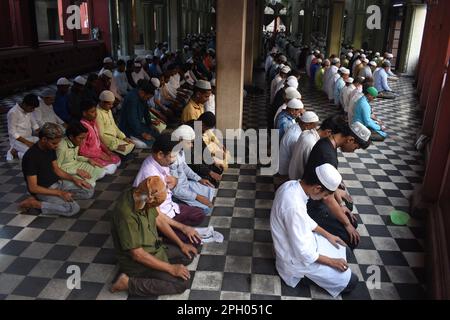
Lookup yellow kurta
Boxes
[96,107,134,156]
[56,137,105,186]
[203,129,230,171]
[181,99,204,123]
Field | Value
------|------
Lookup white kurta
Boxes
[7,104,40,159]
[324,65,338,100]
[270,181,351,298]
[270,75,283,104]
[131,69,150,85]
[305,54,314,77]
[341,84,356,113]
[347,91,364,124]
[33,98,65,128]
[279,125,302,176]
[265,55,274,73]
[204,93,216,114]
[288,129,320,180]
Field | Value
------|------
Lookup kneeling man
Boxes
[271,163,358,298]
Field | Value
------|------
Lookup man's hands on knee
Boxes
[169,264,191,281]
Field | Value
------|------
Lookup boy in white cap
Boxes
[271,163,358,298]
[96,90,135,156]
[273,87,302,128]
[278,111,319,176]
[275,99,305,140]
[303,120,371,250]
[340,77,355,112]
[169,125,216,215]
[323,58,340,101]
[334,68,350,107]
[181,80,211,123]
[270,65,291,104]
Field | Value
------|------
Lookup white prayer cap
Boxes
[339,67,350,75]
[345,77,354,84]
[369,61,377,67]
[271,47,278,54]
[360,54,366,59]
[103,57,113,64]
[280,55,288,63]
[347,52,354,58]
[287,75,297,82]
[99,90,115,102]
[74,76,87,86]
[287,99,304,110]
[314,49,320,54]
[386,53,394,59]
[151,78,161,88]
[351,122,371,142]
[41,88,56,97]
[135,56,145,63]
[195,80,212,90]
[363,58,369,64]
[355,59,362,66]
[300,111,319,123]
[172,125,196,141]
[375,52,381,57]
[285,87,302,100]
[100,70,113,79]
[332,57,340,64]
[316,163,342,192]
[184,45,190,49]
[134,62,142,68]
[281,66,291,74]
[316,59,323,64]
[334,73,341,81]
[210,79,216,87]
[145,54,154,60]
[57,77,71,86]
[287,78,299,89]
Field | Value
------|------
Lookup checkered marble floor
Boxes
[0,70,426,300]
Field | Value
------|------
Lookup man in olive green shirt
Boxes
[111,176,201,297]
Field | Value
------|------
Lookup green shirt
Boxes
[111,189,168,275]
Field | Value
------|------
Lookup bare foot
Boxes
[11,148,18,159]
[111,273,129,293]
[19,197,41,211]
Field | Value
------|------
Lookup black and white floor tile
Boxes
[0,68,426,300]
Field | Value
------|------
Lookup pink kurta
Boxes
[80,119,121,166]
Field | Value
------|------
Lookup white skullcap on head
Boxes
[351,122,371,142]
[151,78,161,88]
[41,88,56,97]
[300,111,319,123]
[314,50,320,54]
[360,54,366,59]
[271,47,278,54]
[74,76,87,86]
[387,53,394,59]
[195,80,212,90]
[363,58,369,63]
[172,125,196,141]
[280,55,288,63]
[287,75,297,82]
[369,61,377,67]
[99,90,115,102]
[315,163,342,192]
[100,70,113,79]
[57,77,71,86]
[281,66,291,74]
[345,77,354,84]
[287,99,304,110]
[134,62,142,68]
[332,58,340,64]
[375,52,381,57]
[339,67,350,75]
[146,54,154,60]
[316,59,323,64]
[103,57,113,64]
[355,60,362,65]
[287,78,299,89]
[347,52,354,58]
[210,79,216,87]
[285,87,302,100]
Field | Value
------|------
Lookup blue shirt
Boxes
[374,68,392,92]
[275,111,296,140]
[53,92,70,123]
[119,89,154,139]
[149,63,162,78]
[352,96,387,138]
[334,77,345,106]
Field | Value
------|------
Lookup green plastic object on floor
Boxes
[390,210,411,226]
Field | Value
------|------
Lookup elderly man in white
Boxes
[271,163,358,298]
[323,58,340,101]
[6,94,40,161]
[33,89,66,130]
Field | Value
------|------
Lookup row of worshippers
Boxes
[265,43,375,297]
[301,49,390,141]
[17,116,228,297]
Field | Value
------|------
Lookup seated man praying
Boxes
[79,100,122,175]
[19,123,94,217]
[110,176,199,297]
